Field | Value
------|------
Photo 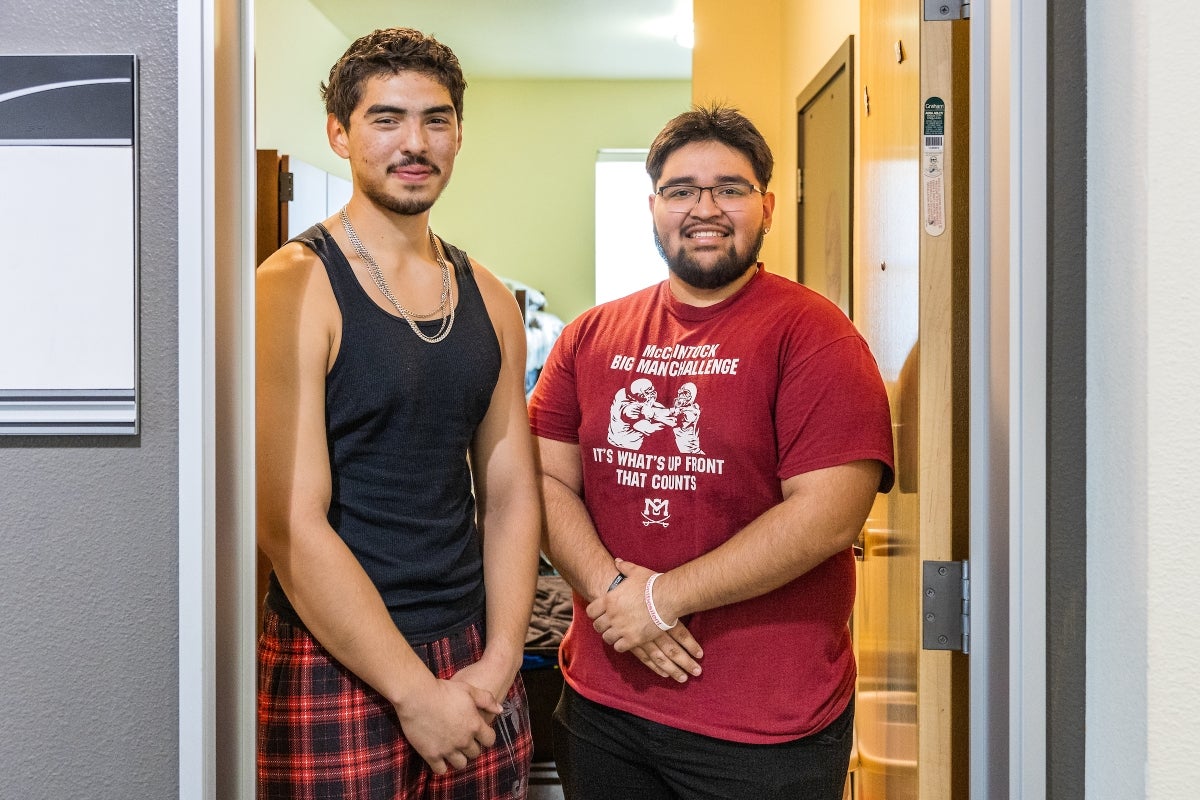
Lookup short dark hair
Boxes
[321,27,467,128]
[646,103,773,189]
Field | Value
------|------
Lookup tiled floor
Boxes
[527,761,564,799]
[528,783,565,800]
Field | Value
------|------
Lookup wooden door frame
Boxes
[918,16,970,800]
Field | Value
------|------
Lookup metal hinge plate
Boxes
[279,170,294,202]
[922,560,970,653]
[924,0,970,20]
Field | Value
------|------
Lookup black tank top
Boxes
[267,224,501,643]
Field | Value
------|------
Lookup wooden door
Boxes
[797,37,854,319]
[254,148,290,626]
[256,149,289,266]
[850,5,969,800]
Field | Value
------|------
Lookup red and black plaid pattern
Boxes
[258,610,533,799]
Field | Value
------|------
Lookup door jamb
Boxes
[969,2,1049,798]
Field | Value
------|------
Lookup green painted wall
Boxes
[433,79,689,322]
[254,0,351,179]
[254,0,689,322]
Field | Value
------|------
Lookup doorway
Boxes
[204,5,1068,799]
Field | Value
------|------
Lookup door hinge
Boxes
[796,167,804,204]
[279,170,294,202]
[922,560,970,653]
[924,0,970,20]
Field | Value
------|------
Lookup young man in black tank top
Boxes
[255,28,541,800]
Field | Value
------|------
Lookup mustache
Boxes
[388,156,440,175]
[680,222,732,237]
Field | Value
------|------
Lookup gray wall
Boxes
[0,1,179,797]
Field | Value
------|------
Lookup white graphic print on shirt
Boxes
[598,341,738,528]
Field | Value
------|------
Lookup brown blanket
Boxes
[525,574,572,648]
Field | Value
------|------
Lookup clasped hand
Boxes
[395,675,502,774]
[585,559,703,683]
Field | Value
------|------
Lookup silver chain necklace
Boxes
[340,206,455,344]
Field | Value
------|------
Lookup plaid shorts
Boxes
[258,609,533,800]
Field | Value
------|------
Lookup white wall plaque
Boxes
[0,55,138,434]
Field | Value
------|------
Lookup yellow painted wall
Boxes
[691,0,785,275]
[253,0,688,321]
[692,0,860,282]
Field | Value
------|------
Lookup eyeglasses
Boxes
[655,183,764,213]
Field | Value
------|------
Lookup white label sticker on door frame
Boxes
[922,96,947,237]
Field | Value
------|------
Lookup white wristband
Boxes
[644,572,677,631]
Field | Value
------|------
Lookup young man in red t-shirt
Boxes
[529,105,895,799]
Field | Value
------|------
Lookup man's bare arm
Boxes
[536,436,703,681]
[588,460,882,652]
[452,265,543,707]
[256,244,498,773]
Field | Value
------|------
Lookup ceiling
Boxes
[306,0,694,80]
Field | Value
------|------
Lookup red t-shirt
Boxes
[528,268,895,743]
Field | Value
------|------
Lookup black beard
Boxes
[653,226,765,290]
[362,183,437,216]
[361,158,445,216]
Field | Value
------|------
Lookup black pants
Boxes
[553,684,853,800]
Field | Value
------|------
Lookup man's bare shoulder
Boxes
[257,241,340,311]
[469,259,522,320]
[256,240,340,348]
[257,241,325,287]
